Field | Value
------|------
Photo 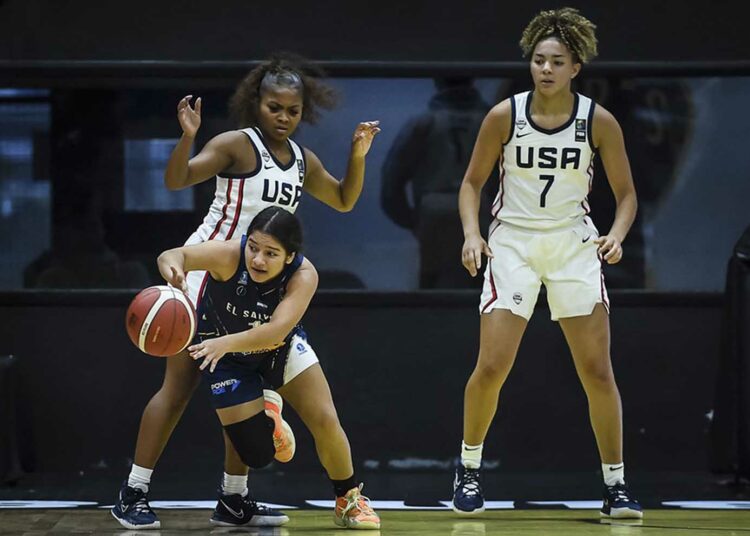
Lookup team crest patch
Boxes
[512,292,523,305]
[238,271,249,285]
[516,118,527,130]
[261,150,271,163]
[297,159,304,182]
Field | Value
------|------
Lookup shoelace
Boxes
[609,486,633,503]
[341,488,375,517]
[128,492,154,515]
[459,469,482,497]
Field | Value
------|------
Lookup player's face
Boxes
[530,38,581,95]
[257,87,304,143]
[245,231,294,283]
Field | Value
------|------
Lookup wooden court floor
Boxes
[2,509,750,535]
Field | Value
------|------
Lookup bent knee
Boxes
[307,409,343,438]
[224,413,275,469]
[473,356,513,384]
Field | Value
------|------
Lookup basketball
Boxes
[125,285,197,357]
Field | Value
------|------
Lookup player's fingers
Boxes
[593,237,605,245]
[483,243,494,259]
[195,97,202,115]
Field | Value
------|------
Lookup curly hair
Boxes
[229,52,338,127]
[519,7,598,64]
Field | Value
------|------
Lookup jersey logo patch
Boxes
[575,119,587,142]
[297,159,304,183]
[261,150,271,163]
[516,118,527,130]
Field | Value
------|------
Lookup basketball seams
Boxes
[138,290,172,353]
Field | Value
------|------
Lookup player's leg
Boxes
[277,361,380,529]
[547,220,642,519]
[209,372,289,528]
[112,352,200,530]
[453,309,528,515]
[558,305,642,518]
[454,224,539,515]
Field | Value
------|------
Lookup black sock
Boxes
[330,475,358,498]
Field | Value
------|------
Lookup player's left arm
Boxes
[190,259,319,371]
[592,105,638,264]
[302,121,381,212]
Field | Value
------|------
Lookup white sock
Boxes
[222,472,248,497]
[602,462,625,486]
[127,464,153,493]
[461,441,483,469]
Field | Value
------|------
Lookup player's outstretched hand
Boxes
[188,338,228,373]
[594,235,623,264]
[351,121,381,158]
[462,233,494,277]
[177,95,202,138]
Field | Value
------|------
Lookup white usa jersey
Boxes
[185,127,306,246]
[492,91,596,231]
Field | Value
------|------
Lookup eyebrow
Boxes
[248,238,282,252]
[267,100,301,108]
[534,53,565,58]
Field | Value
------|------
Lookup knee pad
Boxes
[224,412,275,469]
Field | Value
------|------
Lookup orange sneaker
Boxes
[263,389,295,463]
[334,484,380,530]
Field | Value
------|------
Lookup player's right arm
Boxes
[164,95,246,190]
[157,240,240,291]
[458,99,510,276]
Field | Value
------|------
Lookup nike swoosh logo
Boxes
[582,236,591,243]
[220,500,245,519]
[516,131,533,138]
[263,164,274,169]
[608,464,624,471]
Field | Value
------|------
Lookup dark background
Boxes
[0,0,746,64]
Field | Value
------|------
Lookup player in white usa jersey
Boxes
[451,8,643,521]
[113,55,381,530]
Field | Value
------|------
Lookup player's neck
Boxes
[530,89,575,117]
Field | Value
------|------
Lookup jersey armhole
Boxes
[587,101,597,152]
[502,97,516,146]
[218,130,261,178]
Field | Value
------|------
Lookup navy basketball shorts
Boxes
[202,332,319,409]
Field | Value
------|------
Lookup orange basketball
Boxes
[125,285,197,357]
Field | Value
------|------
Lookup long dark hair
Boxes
[247,206,303,254]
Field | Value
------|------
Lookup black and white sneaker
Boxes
[210,491,289,527]
[601,482,643,519]
[452,465,485,515]
[111,481,161,529]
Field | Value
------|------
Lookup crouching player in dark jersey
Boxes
[156,206,380,530]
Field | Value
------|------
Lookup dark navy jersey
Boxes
[194,234,304,363]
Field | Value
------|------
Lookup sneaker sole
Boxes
[334,516,381,529]
[210,514,290,527]
[451,504,486,516]
[601,507,644,519]
[111,508,161,530]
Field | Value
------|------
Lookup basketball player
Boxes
[451,8,642,519]
[112,55,380,530]
[164,206,379,529]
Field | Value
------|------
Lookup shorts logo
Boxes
[211,378,241,395]
[296,342,307,354]
[512,292,523,305]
